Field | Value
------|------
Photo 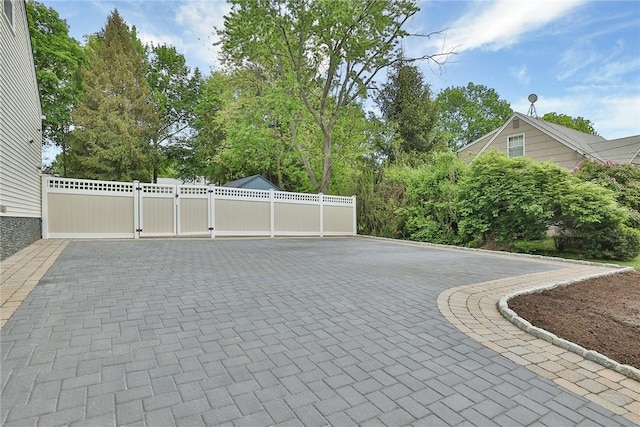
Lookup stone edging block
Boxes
[498,267,640,382]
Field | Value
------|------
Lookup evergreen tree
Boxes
[376,59,441,160]
[67,10,155,182]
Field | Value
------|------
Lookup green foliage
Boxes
[553,179,632,260]
[435,82,513,150]
[573,160,640,228]
[26,1,86,171]
[542,112,598,135]
[147,44,202,182]
[376,59,442,159]
[456,151,634,260]
[219,0,423,192]
[457,152,564,244]
[398,152,465,244]
[361,166,410,238]
[66,10,155,182]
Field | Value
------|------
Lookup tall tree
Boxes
[67,10,156,181]
[436,82,513,150]
[147,44,202,183]
[542,112,598,135]
[26,1,85,174]
[219,0,447,193]
[376,58,441,159]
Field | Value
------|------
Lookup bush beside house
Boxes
[365,151,640,261]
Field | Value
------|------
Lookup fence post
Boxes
[209,185,216,238]
[41,175,49,239]
[269,189,275,237]
[319,193,324,237]
[352,195,357,236]
[133,180,140,239]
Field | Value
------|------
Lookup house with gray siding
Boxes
[1,0,43,259]
[458,112,640,169]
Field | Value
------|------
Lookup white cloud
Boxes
[584,56,640,84]
[436,0,584,53]
[174,1,231,71]
[510,65,530,85]
[137,30,186,52]
[595,95,640,138]
[512,92,640,139]
[556,41,601,81]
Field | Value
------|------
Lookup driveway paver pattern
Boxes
[438,263,640,424]
[1,238,637,426]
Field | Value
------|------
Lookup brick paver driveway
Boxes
[1,238,635,426]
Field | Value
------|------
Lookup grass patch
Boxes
[512,238,640,270]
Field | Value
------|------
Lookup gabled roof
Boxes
[458,112,639,164]
[223,174,282,191]
[589,135,640,164]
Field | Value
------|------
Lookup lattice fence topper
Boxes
[42,176,356,239]
[274,192,320,203]
[46,177,135,194]
[140,184,175,195]
[213,187,271,199]
[323,195,354,205]
[179,186,208,196]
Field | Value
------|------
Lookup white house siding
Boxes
[0,0,43,259]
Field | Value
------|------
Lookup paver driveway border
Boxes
[362,237,640,424]
[1,237,639,426]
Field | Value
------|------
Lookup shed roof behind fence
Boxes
[223,175,282,191]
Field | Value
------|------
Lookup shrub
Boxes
[457,151,566,245]
[553,179,632,259]
[574,160,640,229]
[399,152,466,244]
[352,165,408,238]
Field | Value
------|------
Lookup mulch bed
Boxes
[508,270,640,370]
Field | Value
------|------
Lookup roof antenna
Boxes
[527,94,538,118]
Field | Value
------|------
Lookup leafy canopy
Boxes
[436,82,513,150]
[542,112,598,135]
[26,0,85,169]
[218,0,444,192]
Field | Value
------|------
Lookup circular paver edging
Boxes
[498,267,640,383]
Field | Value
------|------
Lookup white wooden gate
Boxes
[42,177,356,239]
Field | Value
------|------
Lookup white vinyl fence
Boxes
[42,176,356,239]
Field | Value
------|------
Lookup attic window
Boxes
[3,0,12,27]
[508,134,524,157]
[513,118,520,129]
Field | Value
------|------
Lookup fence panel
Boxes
[322,195,356,235]
[42,177,356,239]
[138,183,176,237]
[42,177,135,238]
[213,187,271,236]
[177,186,211,237]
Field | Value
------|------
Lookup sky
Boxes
[40,0,640,143]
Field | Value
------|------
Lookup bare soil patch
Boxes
[508,270,640,370]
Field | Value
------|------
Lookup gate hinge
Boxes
[136,229,142,232]
[208,227,214,231]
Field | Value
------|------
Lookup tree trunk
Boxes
[290,119,319,190]
[320,125,332,194]
[152,139,158,184]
